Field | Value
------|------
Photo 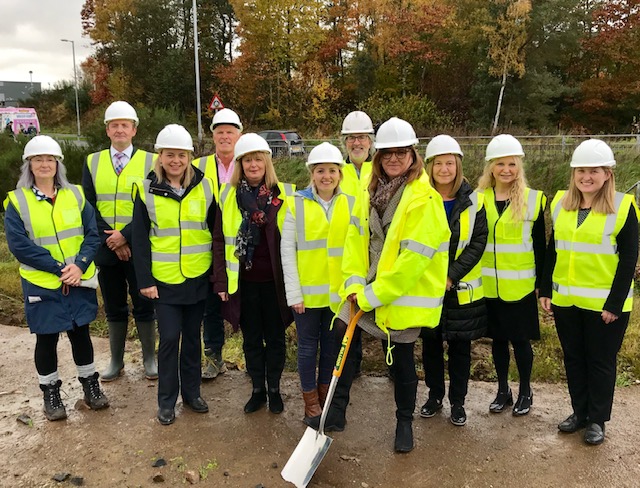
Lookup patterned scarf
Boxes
[235,179,280,270]
[370,174,408,217]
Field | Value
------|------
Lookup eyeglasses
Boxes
[345,135,369,143]
[381,148,411,161]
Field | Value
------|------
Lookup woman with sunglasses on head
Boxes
[478,134,546,417]
[309,117,451,453]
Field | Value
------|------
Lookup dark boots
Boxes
[40,380,67,421]
[394,380,417,453]
[244,388,267,413]
[136,320,158,380]
[101,321,127,381]
[268,388,284,414]
[79,372,110,410]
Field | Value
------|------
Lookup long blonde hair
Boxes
[369,147,424,196]
[426,154,464,198]
[477,156,528,221]
[562,167,616,214]
[230,151,279,189]
[154,150,195,186]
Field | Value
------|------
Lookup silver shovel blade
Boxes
[281,427,333,487]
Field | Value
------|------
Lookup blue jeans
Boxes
[293,307,335,392]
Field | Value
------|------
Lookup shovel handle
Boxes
[333,302,364,378]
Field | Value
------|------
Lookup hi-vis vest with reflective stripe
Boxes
[455,191,485,305]
[341,161,372,206]
[5,186,96,289]
[481,187,545,301]
[550,190,637,312]
[138,178,215,284]
[87,149,155,230]
[219,182,296,294]
[192,155,221,202]
[341,172,451,332]
[289,192,354,312]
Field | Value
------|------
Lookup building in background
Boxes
[0,81,41,108]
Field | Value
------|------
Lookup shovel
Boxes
[281,303,364,488]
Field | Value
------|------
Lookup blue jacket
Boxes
[4,195,100,334]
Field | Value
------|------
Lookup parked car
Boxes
[257,130,305,158]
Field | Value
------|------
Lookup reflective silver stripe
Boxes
[552,194,564,223]
[182,243,212,254]
[458,192,478,251]
[34,236,60,246]
[20,264,38,271]
[115,192,133,201]
[144,152,155,175]
[345,194,356,214]
[226,260,240,272]
[330,293,341,303]
[151,252,179,262]
[220,184,231,204]
[485,242,533,253]
[56,227,83,240]
[400,239,437,258]
[482,267,535,280]
[182,221,207,230]
[282,183,295,196]
[67,185,84,208]
[102,216,116,226]
[525,189,539,221]
[224,236,236,245]
[142,180,156,223]
[328,247,343,257]
[102,215,130,226]
[13,189,34,237]
[553,282,633,300]
[555,240,617,255]
[603,192,625,236]
[64,256,76,265]
[201,177,214,207]
[345,276,366,288]
[89,152,101,187]
[364,284,383,308]
[295,196,328,250]
[437,241,449,252]
[392,295,444,307]
[151,228,181,237]
[96,193,116,199]
[302,284,330,295]
[350,215,364,235]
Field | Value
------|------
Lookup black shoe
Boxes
[268,388,284,414]
[558,413,588,433]
[450,404,467,426]
[489,389,513,413]
[184,397,209,413]
[244,388,267,414]
[513,391,533,416]
[79,372,110,410]
[419,398,443,418]
[394,420,414,453]
[40,380,67,421]
[584,423,605,445]
[307,407,346,432]
[157,408,175,425]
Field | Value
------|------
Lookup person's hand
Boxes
[539,297,552,314]
[292,303,305,314]
[446,277,453,291]
[218,292,229,302]
[114,245,131,261]
[140,286,159,299]
[105,229,127,250]
[59,263,83,286]
[602,310,618,324]
[347,293,357,303]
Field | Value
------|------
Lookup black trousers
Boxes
[156,301,205,410]
[98,260,155,323]
[240,280,286,390]
[331,320,417,421]
[203,290,225,353]
[35,324,94,375]
[422,328,471,406]
[553,305,629,424]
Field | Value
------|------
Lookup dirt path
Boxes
[1,324,640,488]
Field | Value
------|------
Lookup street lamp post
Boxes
[60,39,81,138]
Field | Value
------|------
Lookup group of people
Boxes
[4,102,637,452]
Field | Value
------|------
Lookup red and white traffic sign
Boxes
[209,94,224,110]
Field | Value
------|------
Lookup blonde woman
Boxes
[478,134,546,416]
[539,140,638,445]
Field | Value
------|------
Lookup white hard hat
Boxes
[210,108,243,132]
[104,101,139,126]
[570,139,616,168]
[425,134,463,160]
[374,117,419,149]
[234,133,272,161]
[341,111,374,135]
[306,142,345,167]
[154,124,194,152]
[485,134,524,162]
[23,135,64,163]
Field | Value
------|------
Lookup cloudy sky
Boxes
[1,0,94,89]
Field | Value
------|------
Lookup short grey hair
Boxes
[340,134,375,160]
[16,158,71,190]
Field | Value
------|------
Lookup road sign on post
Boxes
[209,94,224,111]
